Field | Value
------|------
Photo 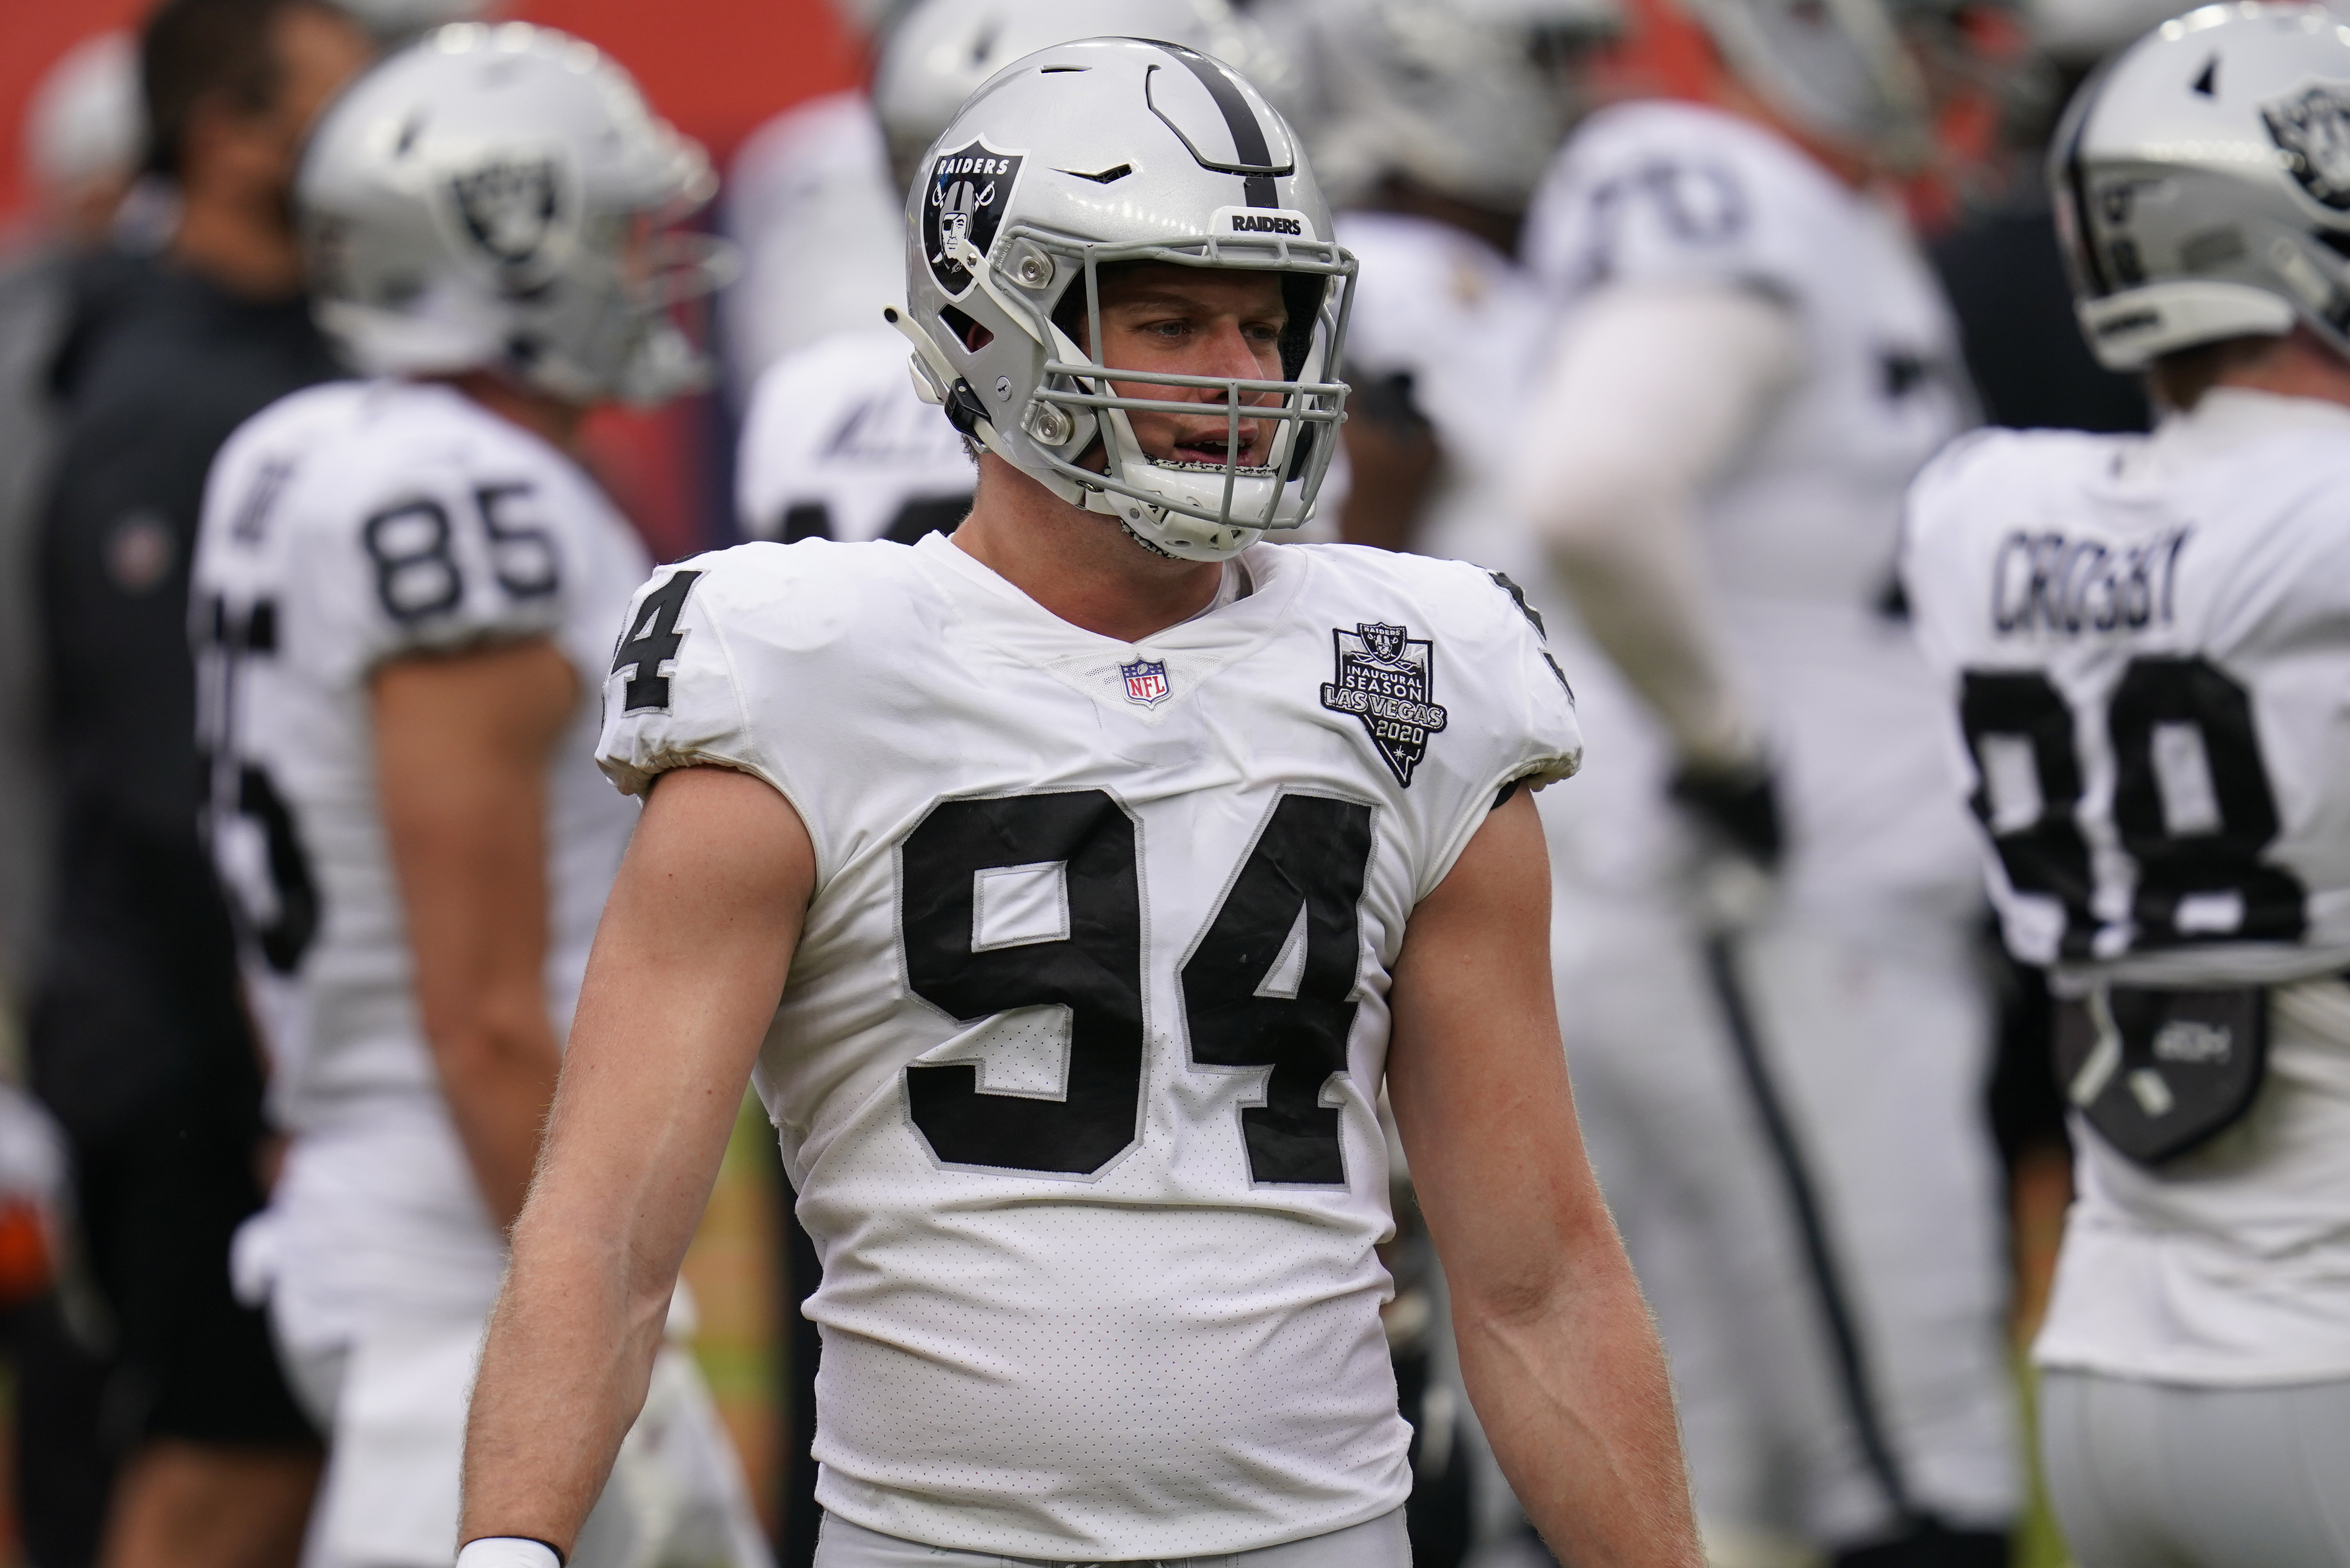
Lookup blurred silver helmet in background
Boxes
[299,22,726,405]
[2055,1,2350,368]
[1293,0,1624,212]
[872,0,1293,190]
[1678,0,1937,165]
[892,35,1355,559]
[326,0,495,44]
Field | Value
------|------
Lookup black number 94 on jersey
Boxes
[903,791,1375,1185]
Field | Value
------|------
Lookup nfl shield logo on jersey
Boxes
[1121,658,1170,708]
[1320,621,1448,786]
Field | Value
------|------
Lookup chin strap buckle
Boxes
[943,377,994,441]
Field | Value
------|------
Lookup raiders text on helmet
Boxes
[2054,1,2350,369]
[298,23,728,405]
[890,35,1357,561]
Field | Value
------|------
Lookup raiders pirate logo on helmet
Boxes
[2263,82,2350,211]
[924,139,1025,297]
[451,156,563,269]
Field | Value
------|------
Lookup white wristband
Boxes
[456,1538,562,1568]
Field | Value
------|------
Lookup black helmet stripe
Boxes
[1150,40,1283,207]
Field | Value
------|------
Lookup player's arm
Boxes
[375,637,581,1229]
[460,765,813,1552]
[1386,790,1701,1568]
[1507,285,1798,851]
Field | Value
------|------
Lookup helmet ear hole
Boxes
[938,303,993,351]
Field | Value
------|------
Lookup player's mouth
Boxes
[1166,425,1268,467]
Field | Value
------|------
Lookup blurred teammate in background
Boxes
[1905,9,2350,1561]
[733,0,1286,549]
[1503,0,2021,1562]
[193,26,763,1568]
[3,31,142,1050]
[31,4,372,1566]
[0,45,146,1565]
[1288,2,1618,1559]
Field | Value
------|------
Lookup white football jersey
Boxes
[735,325,976,544]
[1521,100,1982,910]
[193,380,648,1138]
[598,532,1581,1559]
[1904,389,2350,1385]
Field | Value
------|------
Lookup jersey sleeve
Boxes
[1898,428,2009,679]
[596,555,771,799]
[1524,105,1816,308]
[1487,569,1585,793]
[295,451,571,685]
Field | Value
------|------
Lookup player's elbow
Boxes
[422,994,561,1090]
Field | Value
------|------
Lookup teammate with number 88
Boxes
[1903,5,2350,1560]
[190,23,765,1568]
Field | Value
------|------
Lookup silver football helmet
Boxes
[2055,1,2350,369]
[327,0,495,43]
[892,36,1355,559]
[1678,0,1937,165]
[1297,0,1624,211]
[872,0,1292,190]
[298,22,725,406]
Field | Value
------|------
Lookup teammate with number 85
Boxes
[460,33,1699,1568]
[191,25,766,1568]
[1903,6,2350,1561]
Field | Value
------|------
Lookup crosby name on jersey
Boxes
[192,380,648,1329]
[597,531,1581,1559]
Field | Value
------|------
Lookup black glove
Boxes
[1668,756,1784,871]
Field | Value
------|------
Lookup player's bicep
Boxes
[1387,793,1609,1313]
[533,767,812,1284]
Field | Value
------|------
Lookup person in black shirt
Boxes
[30,4,369,1567]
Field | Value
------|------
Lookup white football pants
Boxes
[1555,893,2018,1557]
[2040,1369,2350,1567]
[811,1507,1410,1567]
[275,1305,766,1568]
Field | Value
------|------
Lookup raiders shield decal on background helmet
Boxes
[2263,83,2350,210]
[451,156,563,268]
[925,139,1024,297]
[1320,621,1447,786]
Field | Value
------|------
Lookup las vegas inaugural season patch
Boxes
[1320,621,1446,786]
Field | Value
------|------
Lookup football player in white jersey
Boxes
[732,0,1281,548]
[1503,0,2020,1563]
[190,27,763,1568]
[1904,9,2350,1561]
[460,36,1701,1568]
